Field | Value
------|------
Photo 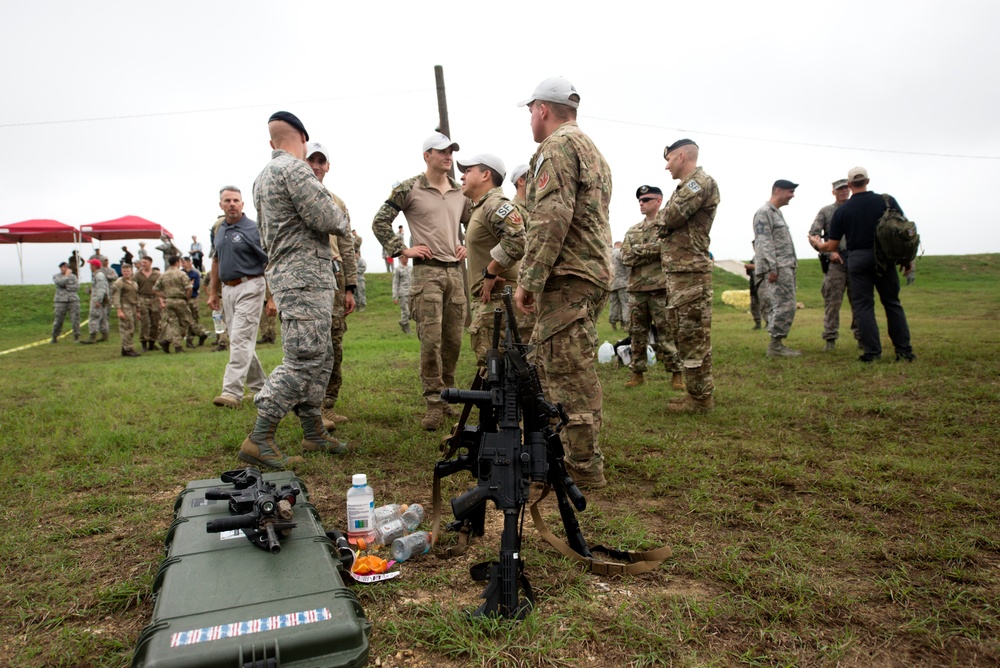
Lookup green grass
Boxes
[1,255,999,667]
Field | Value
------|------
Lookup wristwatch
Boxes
[482,267,497,280]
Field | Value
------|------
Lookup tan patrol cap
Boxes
[848,166,869,183]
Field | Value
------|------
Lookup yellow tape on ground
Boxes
[0,320,91,357]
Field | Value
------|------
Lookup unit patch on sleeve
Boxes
[496,203,514,219]
[685,180,702,194]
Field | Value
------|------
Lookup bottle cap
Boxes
[356,537,367,551]
[352,473,367,486]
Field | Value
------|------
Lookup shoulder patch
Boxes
[538,171,550,191]
[534,155,546,177]
[508,209,523,225]
[496,202,514,219]
[685,180,702,194]
[391,181,401,189]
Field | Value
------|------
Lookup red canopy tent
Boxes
[0,220,92,284]
[80,215,173,241]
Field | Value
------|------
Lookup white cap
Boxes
[509,164,529,186]
[352,473,367,486]
[422,132,460,152]
[517,76,580,109]
[306,141,330,162]
[456,153,506,180]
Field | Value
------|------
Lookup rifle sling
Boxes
[529,485,672,576]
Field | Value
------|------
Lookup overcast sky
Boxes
[2,1,998,285]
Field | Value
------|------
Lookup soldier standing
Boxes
[392,254,412,333]
[81,258,110,344]
[509,164,530,219]
[608,242,630,330]
[753,179,801,358]
[51,262,80,343]
[181,256,210,347]
[621,185,683,389]
[112,264,141,357]
[238,111,352,470]
[808,178,855,350]
[657,139,721,412]
[457,153,530,366]
[134,256,161,351]
[514,77,613,489]
[305,141,358,430]
[154,255,194,353]
[372,132,471,430]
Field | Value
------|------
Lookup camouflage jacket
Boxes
[112,277,139,308]
[809,202,846,253]
[392,263,412,300]
[520,121,613,293]
[611,247,629,290]
[53,272,79,303]
[620,218,666,292]
[657,166,720,273]
[154,267,191,300]
[753,201,797,274]
[253,149,350,293]
[466,187,526,297]
[89,270,109,304]
[326,190,358,289]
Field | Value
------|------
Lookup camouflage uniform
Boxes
[154,267,194,349]
[372,173,471,409]
[465,187,530,365]
[809,202,855,342]
[87,269,110,337]
[753,202,798,339]
[392,261,412,329]
[621,218,681,374]
[134,267,161,347]
[658,166,720,401]
[112,274,140,352]
[608,246,630,327]
[324,191,357,411]
[520,121,612,479]
[52,271,81,340]
[355,255,367,311]
[184,268,210,341]
[259,286,278,341]
[253,149,350,422]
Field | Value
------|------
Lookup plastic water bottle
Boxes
[372,516,408,548]
[597,341,614,363]
[212,310,225,334]
[346,474,375,545]
[373,503,406,525]
[647,345,656,365]
[401,503,425,530]
[391,531,431,562]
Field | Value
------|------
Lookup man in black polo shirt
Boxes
[208,186,273,408]
[811,167,915,363]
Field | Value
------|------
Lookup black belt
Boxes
[413,258,460,268]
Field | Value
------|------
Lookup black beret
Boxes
[635,185,663,198]
[773,179,799,190]
[664,138,698,156]
[268,111,309,141]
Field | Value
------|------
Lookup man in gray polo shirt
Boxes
[208,185,271,409]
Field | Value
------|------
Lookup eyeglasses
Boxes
[639,197,658,203]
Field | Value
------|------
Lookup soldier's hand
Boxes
[830,251,843,264]
[344,292,356,315]
[479,277,503,303]
[393,298,399,305]
[515,286,535,314]
[265,297,277,318]
[768,271,778,283]
[117,309,124,319]
[455,245,467,261]
[207,294,220,311]
[402,245,433,260]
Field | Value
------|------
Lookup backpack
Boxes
[875,194,920,273]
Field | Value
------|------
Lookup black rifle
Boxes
[205,467,299,554]
[435,287,590,619]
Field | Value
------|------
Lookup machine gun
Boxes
[204,467,300,554]
[435,287,590,619]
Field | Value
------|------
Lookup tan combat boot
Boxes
[421,404,445,431]
[671,372,685,391]
[238,415,303,470]
[666,395,716,413]
[569,464,607,490]
[300,415,349,455]
[624,372,644,388]
[321,405,348,431]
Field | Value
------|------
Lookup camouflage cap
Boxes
[664,138,698,157]
[773,179,798,190]
[517,76,580,109]
[832,178,849,189]
[636,185,663,199]
[509,164,529,186]
[848,166,869,183]
[423,132,460,152]
[456,153,506,180]
[268,111,309,141]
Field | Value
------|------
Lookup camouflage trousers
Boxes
[88,301,109,336]
[534,276,607,476]
[256,287,335,422]
[356,274,367,310]
[259,302,277,340]
[138,295,160,344]
[821,261,856,341]
[398,294,411,327]
[324,271,348,408]
[221,277,266,400]
[118,304,138,351]
[608,287,629,325]
[410,264,466,407]
[161,298,194,348]
[666,272,714,400]
[186,299,209,337]
[468,289,536,368]
[628,289,681,374]
[749,274,771,326]
[52,300,80,339]
[763,268,796,339]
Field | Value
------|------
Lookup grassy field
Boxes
[2,255,998,667]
